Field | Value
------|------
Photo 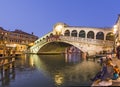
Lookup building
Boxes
[31,14,120,56]
[115,14,120,46]
[0,27,38,56]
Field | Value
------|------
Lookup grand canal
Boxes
[0,53,101,87]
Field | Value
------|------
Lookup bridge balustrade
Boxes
[33,35,113,48]
[59,36,113,46]
[32,39,46,48]
[30,35,114,53]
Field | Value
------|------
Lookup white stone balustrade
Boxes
[59,36,113,46]
[30,35,114,55]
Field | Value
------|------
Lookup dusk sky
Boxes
[0,0,120,37]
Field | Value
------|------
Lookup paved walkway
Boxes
[110,57,120,86]
[112,57,120,68]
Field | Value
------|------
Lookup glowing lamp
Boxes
[55,25,63,35]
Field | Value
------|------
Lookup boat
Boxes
[112,77,120,83]
[91,79,112,86]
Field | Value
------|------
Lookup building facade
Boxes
[115,14,120,46]
[0,28,38,56]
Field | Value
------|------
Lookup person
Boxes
[99,54,113,67]
[99,57,106,66]
[105,54,115,67]
[116,45,120,59]
[112,65,120,80]
[90,63,108,81]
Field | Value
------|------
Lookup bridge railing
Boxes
[30,38,47,49]
[31,35,113,49]
[30,35,114,53]
[60,36,114,46]
[34,31,53,44]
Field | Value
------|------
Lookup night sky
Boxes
[0,0,120,37]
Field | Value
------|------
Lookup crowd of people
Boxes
[116,45,120,59]
[91,48,120,84]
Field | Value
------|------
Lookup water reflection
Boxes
[34,54,101,86]
[54,72,64,86]
[65,53,82,63]
[0,67,15,87]
[0,54,101,87]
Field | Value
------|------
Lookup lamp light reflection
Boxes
[54,73,64,86]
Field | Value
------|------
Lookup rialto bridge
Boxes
[29,22,117,56]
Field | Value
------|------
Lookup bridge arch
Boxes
[106,32,114,41]
[39,41,86,52]
[87,31,94,39]
[96,31,104,40]
[50,33,54,36]
[64,30,70,36]
[31,40,87,54]
[71,30,77,37]
[79,30,86,38]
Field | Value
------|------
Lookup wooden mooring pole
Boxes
[0,56,15,85]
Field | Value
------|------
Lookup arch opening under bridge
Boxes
[37,41,83,54]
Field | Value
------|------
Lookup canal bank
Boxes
[37,52,65,55]
[91,57,120,86]
[111,57,120,86]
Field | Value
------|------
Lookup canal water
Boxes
[0,53,101,87]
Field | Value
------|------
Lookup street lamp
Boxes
[54,24,63,35]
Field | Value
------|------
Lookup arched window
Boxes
[79,30,85,38]
[37,41,39,43]
[106,32,114,41]
[96,32,104,40]
[87,31,94,39]
[64,30,70,36]
[50,33,53,37]
[71,30,77,37]
[46,36,49,41]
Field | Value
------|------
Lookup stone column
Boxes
[82,52,87,59]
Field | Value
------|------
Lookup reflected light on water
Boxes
[29,56,34,67]
[7,54,102,87]
[65,53,81,63]
[54,73,64,86]
[29,55,48,73]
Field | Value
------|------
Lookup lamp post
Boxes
[55,25,63,35]
[54,24,63,41]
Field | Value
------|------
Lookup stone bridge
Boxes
[29,22,115,56]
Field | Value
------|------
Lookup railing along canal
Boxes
[0,56,15,82]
